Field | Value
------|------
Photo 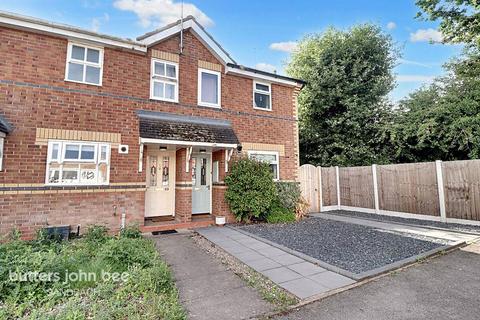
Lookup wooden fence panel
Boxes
[321,167,337,206]
[378,162,439,216]
[299,164,320,213]
[442,160,480,221]
[339,166,374,209]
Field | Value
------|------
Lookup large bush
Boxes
[224,157,277,222]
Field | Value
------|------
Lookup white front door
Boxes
[192,153,211,214]
[145,149,176,217]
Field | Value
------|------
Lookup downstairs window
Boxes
[46,141,110,185]
[248,151,280,181]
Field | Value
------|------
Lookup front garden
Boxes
[0,226,185,320]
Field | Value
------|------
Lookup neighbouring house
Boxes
[0,11,304,239]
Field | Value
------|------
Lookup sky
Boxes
[1,0,464,101]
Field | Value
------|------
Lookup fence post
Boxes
[435,160,447,223]
[372,164,380,214]
[318,166,323,212]
[335,166,341,210]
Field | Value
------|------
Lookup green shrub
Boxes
[266,201,296,223]
[83,225,109,244]
[224,157,277,222]
[120,224,143,239]
[275,181,301,210]
[99,237,157,272]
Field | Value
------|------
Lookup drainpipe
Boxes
[121,208,127,229]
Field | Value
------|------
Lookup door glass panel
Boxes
[200,158,207,186]
[191,157,197,185]
[162,156,169,187]
[149,156,158,187]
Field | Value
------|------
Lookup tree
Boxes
[390,49,480,162]
[416,0,480,47]
[286,24,398,166]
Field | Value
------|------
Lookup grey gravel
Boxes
[332,210,480,234]
[239,218,442,274]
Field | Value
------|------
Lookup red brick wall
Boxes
[0,25,299,236]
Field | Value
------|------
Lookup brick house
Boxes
[0,11,304,239]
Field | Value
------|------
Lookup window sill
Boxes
[64,79,102,87]
[253,106,273,112]
[150,96,179,103]
[198,102,221,109]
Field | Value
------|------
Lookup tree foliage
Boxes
[390,49,480,162]
[416,0,480,47]
[287,24,398,167]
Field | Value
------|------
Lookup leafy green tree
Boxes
[390,49,480,162]
[416,0,480,47]
[286,24,398,166]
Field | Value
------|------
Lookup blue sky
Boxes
[1,0,464,101]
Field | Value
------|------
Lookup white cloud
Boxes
[398,58,432,68]
[397,74,436,83]
[255,63,277,73]
[386,22,396,30]
[410,28,443,43]
[90,13,110,32]
[113,0,214,28]
[269,41,298,53]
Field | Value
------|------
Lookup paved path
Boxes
[274,243,480,320]
[313,213,480,243]
[153,232,273,320]
[197,227,355,300]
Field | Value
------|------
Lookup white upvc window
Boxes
[0,135,4,171]
[198,68,221,108]
[65,42,103,86]
[150,59,179,102]
[248,151,280,181]
[253,81,272,111]
[46,141,110,186]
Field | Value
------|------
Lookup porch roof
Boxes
[136,110,240,147]
[0,114,12,134]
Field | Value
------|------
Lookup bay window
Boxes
[46,141,110,185]
[150,59,178,102]
[198,68,221,108]
[248,151,280,180]
[65,43,103,85]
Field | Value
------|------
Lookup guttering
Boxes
[0,10,146,53]
[226,63,305,87]
[140,138,237,149]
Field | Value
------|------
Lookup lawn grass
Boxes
[0,226,186,320]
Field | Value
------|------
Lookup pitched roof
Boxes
[137,110,239,146]
[0,114,12,134]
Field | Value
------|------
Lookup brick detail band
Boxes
[0,183,146,195]
[35,128,121,147]
[241,142,285,156]
[198,60,222,72]
[151,49,180,63]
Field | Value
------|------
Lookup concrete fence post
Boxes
[372,164,380,214]
[318,166,323,212]
[335,166,341,210]
[435,160,447,223]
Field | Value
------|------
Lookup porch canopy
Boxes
[136,110,240,172]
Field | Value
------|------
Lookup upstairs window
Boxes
[150,59,178,102]
[248,151,279,180]
[0,135,4,171]
[65,43,103,86]
[198,68,221,108]
[46,141,110,185]
[253,81,271,110]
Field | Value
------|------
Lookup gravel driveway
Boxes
[239,218,443,274]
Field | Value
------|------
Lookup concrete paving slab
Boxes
[270,254,305,266]
[308,271,356,289]
[279,278,330,299]
[248,257,282,272]
[287,262,327,276]
[222,244,252,255]
[235,250,265,263]
[259,246,288,258]
[261,267,303,283]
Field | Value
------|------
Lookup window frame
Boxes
[45,140,111,186]
[150,58,179,102]
[65,42,104,86]
[247,150,280,181]
[198,68,221,108]
[0,134,4,171]
[253,81,272,111]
